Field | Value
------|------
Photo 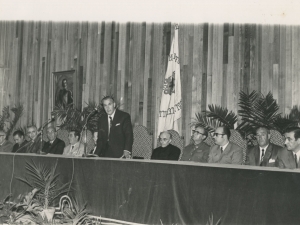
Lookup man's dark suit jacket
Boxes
[96,109,133,158]
[245,143,283,167]
[12,140,29,153]
[26,137,44,154]
[42,138,65,154]
[277,148,297,169]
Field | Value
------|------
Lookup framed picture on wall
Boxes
[52,70,79,110]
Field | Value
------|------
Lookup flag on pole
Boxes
[157,24,182,137]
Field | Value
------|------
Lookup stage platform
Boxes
[0,152,299,225]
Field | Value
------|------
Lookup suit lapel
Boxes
[222,142,231,154]
[50,138,58,149]
[254,146,260,166]
[262,145,272,166]
[110,109,120,134]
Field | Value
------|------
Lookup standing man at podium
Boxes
[96,96,133,158]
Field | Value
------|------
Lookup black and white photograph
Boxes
[0,0,299,224]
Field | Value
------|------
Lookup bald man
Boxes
[26,125,43,154]
[42,127,65,154]
[151,131,181,161]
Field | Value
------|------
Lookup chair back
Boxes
[229,129,247,164]
[132,125,153,159]
[270,129,285,147]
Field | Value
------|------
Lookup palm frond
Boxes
[237,91,281,133]
[205,105,237,129]
[17,160,71,209]
[192,112,223,132]
[52,101,105,132]
[273,116,298,134]
[289,106,300,122]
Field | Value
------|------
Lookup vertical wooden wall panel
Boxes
[232,24,240,114]
[206,24,213,108]
[278,25,286,113]
[192,24,203,122]
[285,26,292,114]
[142,23,152,126]
[261,25,270,95]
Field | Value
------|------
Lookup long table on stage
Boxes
[0,152,299,225]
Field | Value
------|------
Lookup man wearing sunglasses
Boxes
[208,126,243,164]
[245,127,286,167]
[180,125,210,162]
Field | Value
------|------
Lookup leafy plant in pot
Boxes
[17,160,71,222]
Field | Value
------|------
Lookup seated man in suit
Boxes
[277,127,300,169]
[0,130,13,152]
[26,125,43,154]
[208,126,243,165]
[245,127,285,167]
[89,131,98,155]
[42,127,65,154]
[151,131,181,161]
[180,125,210,162]
[12,130,29,153]
[63,130,84,157]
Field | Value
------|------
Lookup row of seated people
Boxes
[0,126,90,156]
[152,125,300,169]
[0,124,299,169]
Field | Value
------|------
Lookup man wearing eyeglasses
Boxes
[180,125,210,162]
[151,131,181,160]
[208,126,243,164]
[245,127,285,167]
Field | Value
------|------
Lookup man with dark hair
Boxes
[180,125,210,162]
[42,127,65,154]
[0,130,13,152]
[151,131,181,160]
[26,125,43,154]
[56,78,73,109]
[12,130,28,153]
[245,127,287,167]
[208,126,243,164]
[96,96,133,158]
[277,127,300,169]
[63,130,84,157]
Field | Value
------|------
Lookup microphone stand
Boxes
[38,117,55,154]
[81,110,97,157]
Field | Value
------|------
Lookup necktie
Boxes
[108,116,113,134]
[220,147,223,154]
[294,154,298,168]
[71,145,74,150]
[260,149,265,166]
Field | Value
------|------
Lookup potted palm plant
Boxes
[17,160,71,222]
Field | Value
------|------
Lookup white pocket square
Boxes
[268,158,276,163]
[115,123,120,126]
